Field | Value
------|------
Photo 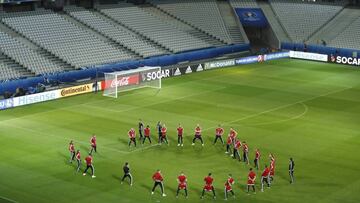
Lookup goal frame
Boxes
[103,66,162,98]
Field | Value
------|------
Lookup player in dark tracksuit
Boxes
[289,158,295,184]
[121,162,133,186]
[138,119,144,142]
[157,121,162,143]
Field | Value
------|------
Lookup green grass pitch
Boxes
[0,59,360,203]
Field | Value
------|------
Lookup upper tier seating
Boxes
[269,0,344,42]
[0,31,62,75]
[65,6,167,58]
[2,11,133,69]
[329,17,360,50]
[99,3,212,53]
[149,0,233,44]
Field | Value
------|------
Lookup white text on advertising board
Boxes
[289,51,328,62]
[335,56,360,66]
[13,90,59,107]
[144,69,170,81]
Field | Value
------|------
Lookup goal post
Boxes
[103,66,162,98]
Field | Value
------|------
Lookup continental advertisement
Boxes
[60,83,92,97]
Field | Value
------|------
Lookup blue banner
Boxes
[0,98,14,110]
[235,8,268,28]
[235,52,289,65]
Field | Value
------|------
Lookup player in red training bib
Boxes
[261,165,271,192]
[242,141,249,165]
[75,150,81,172]
[176,172,188,198]
[128,128,136,147]
[232,139,241,161]
[254,149,261,170]
[89,134,97,154]
[225,134,232,154]
[201,173,216,199]
[213,124,224,145]
[229,127,237,143]
[69,140,75,163]
[161,124,169,145]
[224,174,235,200]
[151,170,166,197]
[177,124,184,147]
[269,154,276,182]
[192,124,204,146]
[83,153,95,178]
[247,168,256,194]
[143,125,152,144]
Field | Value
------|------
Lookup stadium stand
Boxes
[64,6,168,58]
[0,31,63,75]
[0,55,23,81]
[97,2,212,53]
[269,0,345,42]
[1,10,133,69]
[229,0,259,8]
[141,4,225,46]
[257,1,292,43]
[309,8,360,48]
[329,17,360,50]
[149,0,233,44]
[216,0,248,44]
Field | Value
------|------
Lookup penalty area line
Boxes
[0,195,19,203]
[128,143,161,154]
[242,102,309,126]
[202,86,351,131]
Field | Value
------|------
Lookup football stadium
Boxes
[0,0,359,203]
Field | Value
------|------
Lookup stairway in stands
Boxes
[216,0,248,44]
[0,53,33,80]
[0,20,73,74]
[257,0,292,43]
[59,12,141,61]
[143,2,225,47]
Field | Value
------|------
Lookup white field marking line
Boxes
[201,86,351,132]
[247,72,353,89]
[0,87,351,156]
[129,143,161,153]
[241,102,308,126]
[1,123,130,154]
[0,195,19,203]
[82,86,227,114]
[3,121,172,155]
[0,68,248,124]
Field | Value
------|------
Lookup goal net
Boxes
[103,66,162,98]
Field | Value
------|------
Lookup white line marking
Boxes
[0,86,351,156]
[0,69,240,123]
[129,143,161,153]
[82,86,226,114]
[201,86,351,132]
[0,195,19,203]
[242,102,308,126]
[1,123,129,154]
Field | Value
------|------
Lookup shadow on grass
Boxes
[118,137,129,146]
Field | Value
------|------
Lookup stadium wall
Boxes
[0,44,250,95]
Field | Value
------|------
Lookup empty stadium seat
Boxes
[98,3,212,53]
[149,0,233,44]
[2,11,133,69]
